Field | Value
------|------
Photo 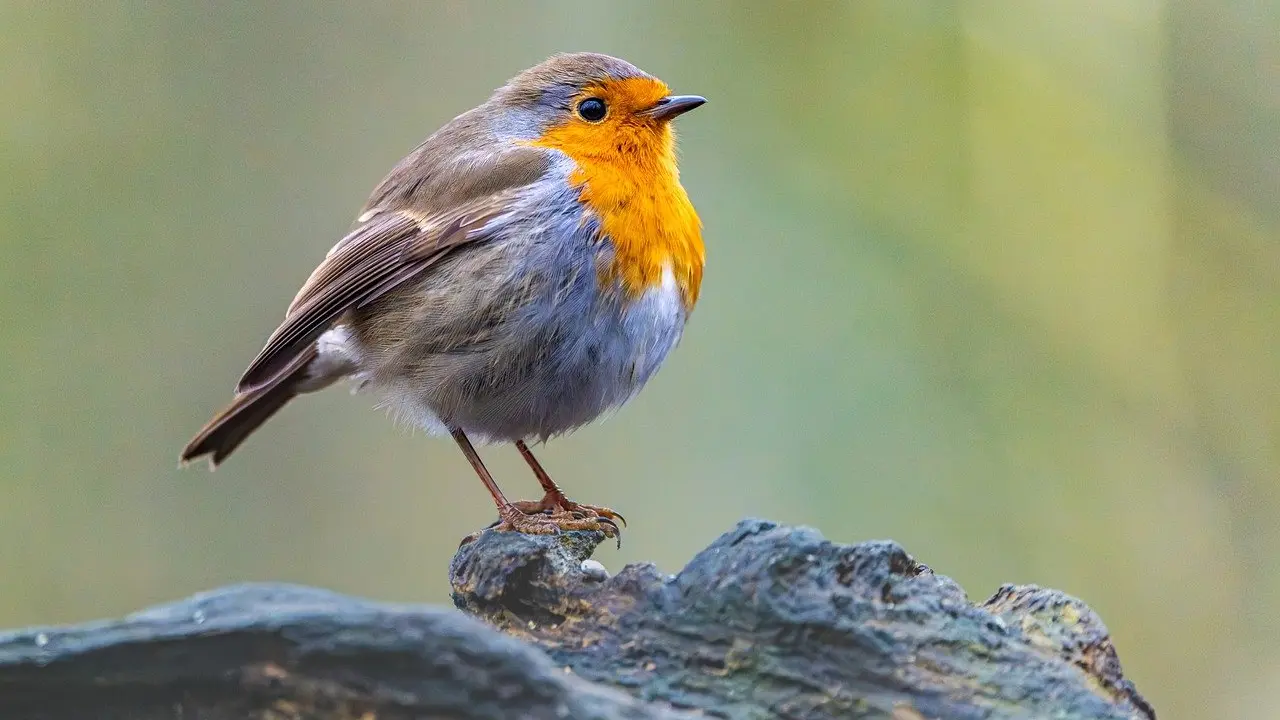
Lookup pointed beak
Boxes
[641,94,707,121]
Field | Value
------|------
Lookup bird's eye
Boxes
[577,98,607,122]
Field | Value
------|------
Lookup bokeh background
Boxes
[2,2,1276,717]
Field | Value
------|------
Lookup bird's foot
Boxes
[511,491,627,530]
[494,502,620,537]
[460,496,623,549]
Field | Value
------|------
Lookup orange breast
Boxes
[527,79,704,310]
[571,144,703,309]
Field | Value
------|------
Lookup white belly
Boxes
[321,262,688,443]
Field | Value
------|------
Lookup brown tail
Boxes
[180,345,319,468]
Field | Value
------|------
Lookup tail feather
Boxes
[180,345,319,467]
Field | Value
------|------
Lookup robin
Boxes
[180,53,705,540]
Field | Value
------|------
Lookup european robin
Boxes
[180,53,705,540]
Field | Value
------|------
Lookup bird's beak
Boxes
[641,95,707,121]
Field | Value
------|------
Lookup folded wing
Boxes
[236,197,515,393]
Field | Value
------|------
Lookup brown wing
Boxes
[232,113,552,393]
[235,197,513,393]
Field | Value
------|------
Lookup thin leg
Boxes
[451,429,619,540]
[514,440,626,528]
[516,439,565,497]
[450,428,509,509]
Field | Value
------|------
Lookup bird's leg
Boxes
[512,440,626,529]
[451,429,618,540]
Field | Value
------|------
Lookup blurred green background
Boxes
[1,2,1276,717]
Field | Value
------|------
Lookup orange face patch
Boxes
[527,77,704,310]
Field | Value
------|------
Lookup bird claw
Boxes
[465,499,621,546]
[577,503,626,529]
[459,494,626,549]
[510,496,627,529]
[494,502,621,544]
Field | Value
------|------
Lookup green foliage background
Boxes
[2,3,1276,717]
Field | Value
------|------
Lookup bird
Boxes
[180,52,705,540]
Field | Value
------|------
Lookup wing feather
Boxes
[235,198,514,393]
[230,135,550,393]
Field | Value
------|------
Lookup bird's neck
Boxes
[535,127,704,310]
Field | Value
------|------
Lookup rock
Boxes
[0,519,1154,719]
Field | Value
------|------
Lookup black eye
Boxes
[577,98,607,122]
